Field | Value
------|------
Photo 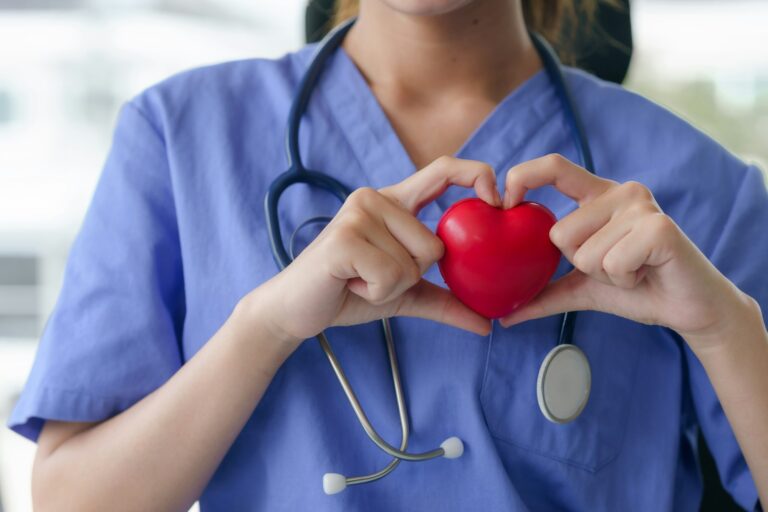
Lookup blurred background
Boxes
[0,1,765,510]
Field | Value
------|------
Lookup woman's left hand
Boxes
[499,154,759,353]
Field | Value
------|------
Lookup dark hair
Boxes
[333,0,604,64]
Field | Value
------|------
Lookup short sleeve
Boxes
[684,164,767,510]
[7,100,185,442]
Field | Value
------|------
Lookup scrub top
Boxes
[9,43,768,511]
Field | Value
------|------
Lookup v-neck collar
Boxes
[317,46,560,222]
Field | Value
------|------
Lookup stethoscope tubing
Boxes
[266,169,350,270]
[329,319,409,485]
[285,20,357,171]
[529,32,597,348]
[265,16,597,490]
[319,320,444,461]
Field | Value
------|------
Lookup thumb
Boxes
[499,270,595,327]
[397,279,492,336]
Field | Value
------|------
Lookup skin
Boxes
[32,0,768,510]
[343,0,541,168]
[498,155,768,507]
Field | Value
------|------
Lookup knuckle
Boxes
[379,261,404,285]
[367,286,391,305]
[432,155,456,170]
[620,181,653,202]
[324,225,357,249]
[607,268,637,289]
[542,153,568,168]
[339,207,369,230]
[746,294,762,317]
[367,265,402,304]
[423,155,456,176]
[623,200,656,218]
[602,251,623,276]
[478,162,495,177]
[647,213,676,236]
[572,249,597,274]
[347,186,379,206]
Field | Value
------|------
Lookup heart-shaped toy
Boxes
[436,198,561,319]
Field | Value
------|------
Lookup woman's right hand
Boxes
[248,156,500,346]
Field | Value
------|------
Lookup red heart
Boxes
[436,198,561,319]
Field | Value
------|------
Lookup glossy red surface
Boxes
[436,198,561,319]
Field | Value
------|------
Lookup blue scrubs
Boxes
[9,44,768,511]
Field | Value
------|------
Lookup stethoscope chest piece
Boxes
[536,344,591,424]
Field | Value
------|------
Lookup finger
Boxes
[396,279,492,336]
[599,223,646,289]
[335,237,411,305]
[570,218,633,286]
[380,156,501,214]
[341,188,443,274]
[498,270,595,327]
[549,184,630,259]
[368,192,445,274]
[503,154,615,208]
[381,218,444,276]
[362,216,425,283]
[602,214,677,288]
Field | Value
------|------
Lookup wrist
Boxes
[232,288,305,358]
[682,289,765,357]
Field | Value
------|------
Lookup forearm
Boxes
[685,294,768,507]
[34,287,300,512]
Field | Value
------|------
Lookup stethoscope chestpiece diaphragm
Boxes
[536,344,591,424]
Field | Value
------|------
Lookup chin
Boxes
[376,0,479,16]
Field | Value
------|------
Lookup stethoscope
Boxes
[265,18,595,495]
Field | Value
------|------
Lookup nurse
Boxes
[9,0,768,510]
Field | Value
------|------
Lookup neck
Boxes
[343,0,541,103]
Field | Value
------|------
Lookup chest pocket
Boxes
[479,310,643,472]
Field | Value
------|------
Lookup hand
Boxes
[499,154,756,352]
[250,156,499,345]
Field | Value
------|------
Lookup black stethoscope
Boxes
[265,18,596,495]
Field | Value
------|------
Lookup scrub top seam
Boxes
[124,100,188,358]
[450,68,549,158]
[315,68,373,190]
[333,48,418,177]
[125,100,166,147]
[492,105,563,179]
[488,430,604,473]
[18,384,136,407]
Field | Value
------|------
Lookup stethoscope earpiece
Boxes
[440,436,465,459]
[323,473,347,495]
[323,436,465,495]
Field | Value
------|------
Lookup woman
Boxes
[9,0,768,510]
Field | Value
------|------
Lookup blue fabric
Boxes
[9,44,767,511]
